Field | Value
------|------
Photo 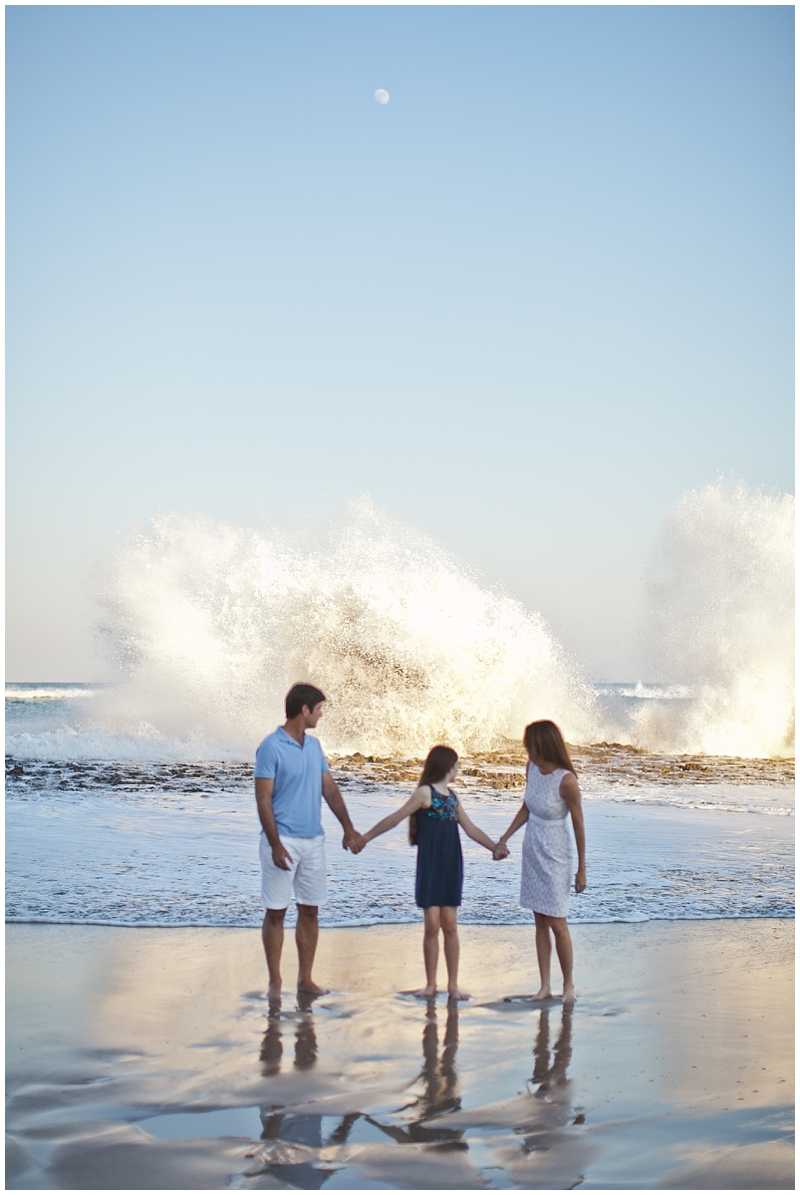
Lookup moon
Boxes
[374,89,389,105]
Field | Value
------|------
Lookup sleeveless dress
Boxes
[415,786,463,909]
[520,766,573,918]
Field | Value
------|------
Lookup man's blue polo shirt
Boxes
[254,727,330,838]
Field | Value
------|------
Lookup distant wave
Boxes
[5,686,100,702]
[5,727,251,764]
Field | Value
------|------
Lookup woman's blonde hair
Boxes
[523,720,576,775]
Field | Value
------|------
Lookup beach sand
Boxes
[6,919,793,1190]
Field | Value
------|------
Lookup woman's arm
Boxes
[456,800,498,852]
[498,801,530,846]
[560,773,586,893]
[362,786,430,845]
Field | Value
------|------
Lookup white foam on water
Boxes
[5,726,252,764]
[634,482,794,758]
[5,685,100,702]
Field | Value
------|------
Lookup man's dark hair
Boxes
[285,683,327,719]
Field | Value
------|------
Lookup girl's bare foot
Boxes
[531,986,552,1001]
[561,984,576,1006]
[413,983,436,998]
[448,986,471,1001]
[267,980,282,999]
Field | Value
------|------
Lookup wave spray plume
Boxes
[636,481,794,758]
[97,498,598,757]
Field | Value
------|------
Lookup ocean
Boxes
[6,489,794,932]
[6,682,793,931]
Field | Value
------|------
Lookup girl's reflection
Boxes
[363,998,464,1146]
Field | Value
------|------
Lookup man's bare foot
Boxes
[267,980,282,999]
[447,986,471,1001]
[413,983,436,998]
[531,986,553,1001]
[297,980,329,996]
[561,984,577,1006]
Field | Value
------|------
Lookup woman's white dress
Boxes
[520,765,573,918]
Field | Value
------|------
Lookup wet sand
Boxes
[6,919,793,1189]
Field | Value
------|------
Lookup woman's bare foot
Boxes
[297,980,329,996]
[413,983,436,998]
[448,986,471,1001]
[531,986,552,1001]
[267,980,282,999]
[561,984,577,1006]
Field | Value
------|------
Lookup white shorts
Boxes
[259,833,328,910]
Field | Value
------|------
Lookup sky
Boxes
[6,4,794,682]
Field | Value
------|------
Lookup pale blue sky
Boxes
[6,5,794,680]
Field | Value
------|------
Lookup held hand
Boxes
[272,842,293,872]
[492,841,510,861]
[343,829,366,854]
[575,867,587,893]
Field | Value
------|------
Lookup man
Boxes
[255,682,364,998]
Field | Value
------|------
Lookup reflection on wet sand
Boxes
[259,990,320,1079]
[7,922,791,1190]
[367,1000,464,1146]
[250,998,580,1188]
[529,1005,573,1100]
[256,998,465,1170]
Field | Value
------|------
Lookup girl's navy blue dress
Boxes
[415,786,463,908]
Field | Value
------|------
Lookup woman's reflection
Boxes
[529,1006,573,1098]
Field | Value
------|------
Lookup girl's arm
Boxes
[456,800,498,852]
[560,773,586,892]
[362,786,430,845]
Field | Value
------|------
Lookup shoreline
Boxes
[5,911,796,929]
[7,918,794,1189]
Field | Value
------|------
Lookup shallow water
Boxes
[6,750,793,929]
[6,682,794,928]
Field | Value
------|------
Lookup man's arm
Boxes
[255,777,293,871]
[321,770,365,852]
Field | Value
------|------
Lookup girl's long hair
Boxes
[523,720,576,775]
[409,745,459,846]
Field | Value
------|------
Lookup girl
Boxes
[362,745,502,1000]
[496,720,586,1006]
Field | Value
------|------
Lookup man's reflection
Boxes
[257,994,328,1188]
[258,991,319,1078]
[294,989,318,1071]
[258,999,283,1077]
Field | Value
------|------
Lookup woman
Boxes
[496,720,586,1005]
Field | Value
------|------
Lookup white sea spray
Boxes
[94,498,599,756]
[635,481,794,758]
